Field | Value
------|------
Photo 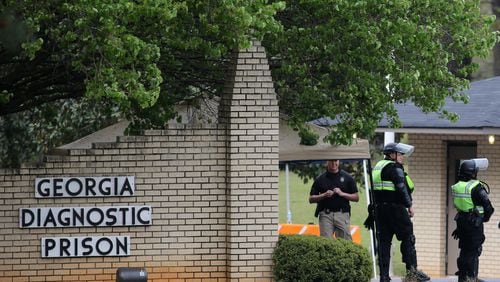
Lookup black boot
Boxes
[406,267,430,282]
[379,275,391,282]
[456,270,466,282]
[457,276,475,282]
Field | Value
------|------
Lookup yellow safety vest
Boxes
[452,180,484,214]
[372,160,396,191]
[406,174,415,193]
[373,160,415,193]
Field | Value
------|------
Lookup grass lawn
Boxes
[279,168,406,277]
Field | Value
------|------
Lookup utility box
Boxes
[116,267,147,282]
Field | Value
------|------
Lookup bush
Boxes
[272,235,373,282]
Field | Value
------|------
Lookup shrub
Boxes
[272,235,372,282]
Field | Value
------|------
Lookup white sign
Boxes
[41,236,130,258]
[20,206,151,228]
[35,176,135,198]
[23,175,150,258]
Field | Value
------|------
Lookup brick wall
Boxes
[0,40,279,282]
[408,134,500,278]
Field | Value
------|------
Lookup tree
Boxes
[492,0,500,76]
[0,0,497,167]
[0,0,282,116]
[0,0,283,166]
[0,98,120,167]
[264,0,497,144]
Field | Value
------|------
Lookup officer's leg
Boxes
[471,227,485,280]
[400,233,417,269]
[332,211,352,240]
[377,225,393,281]
[318,211,334,238]
[393,206,417,270]
[458,223,484,281]
[400,233,430,281]
[456,247,467,281]
[456,227,476,281]
[472,246,482,279]
[457,247,477,281]
[395,208,430,281]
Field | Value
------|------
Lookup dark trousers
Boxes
[456,213,485,279]
[376,203,417,278]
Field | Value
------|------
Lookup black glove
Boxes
[363,204,375,230]
[364,214,374,230]
[451,229,460,240]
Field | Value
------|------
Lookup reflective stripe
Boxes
[373,182,396,189]
[465,180,479,193]
[452,192,470,198]
[298,225,307,235]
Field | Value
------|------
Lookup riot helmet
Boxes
[459,160,477,180]
[383,142,414,156]
[458,158,489,180]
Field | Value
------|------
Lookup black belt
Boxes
[378,202,403,206]
[324,208,348,214]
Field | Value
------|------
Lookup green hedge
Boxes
[272,235,373,282]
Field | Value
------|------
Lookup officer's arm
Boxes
[394,167,413,208]
[473,187,494,222]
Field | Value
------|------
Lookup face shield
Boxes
[472,158,489,171]
[395,143,414,157]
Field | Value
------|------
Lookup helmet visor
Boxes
[395,143,414,156]
[473,158,488,171]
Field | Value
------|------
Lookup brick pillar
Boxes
[219,40,279,281]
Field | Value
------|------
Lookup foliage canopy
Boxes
[0,0,497,167]
[265,0,497,144]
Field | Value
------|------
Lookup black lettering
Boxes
[99,178,112,195]
[43,209,57,227]
[36,179,51,197]
[44,238,56,257]
[114,177,118,195]
[66,178,83,196]
[105,208,117,226]
[73,208,85,226]
[82,237,93,256]
[131,206,135,225]
[85,178,97,196]
[74,237,78,256]
[60,238,71,256]
[121,177,134,196]
[53,178,63,197]
[118,207,129,225]
[96,237,113,255]
[37,208,41,227]
[138,206,151,225]
[21,209,35,227]
[58,208,71,226]
[87,208,104,226]
[116,237,128,255]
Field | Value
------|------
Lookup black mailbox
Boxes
[116,267,147,282]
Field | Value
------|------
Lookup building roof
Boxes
[315,76,500,135]
[57,118,371,161]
